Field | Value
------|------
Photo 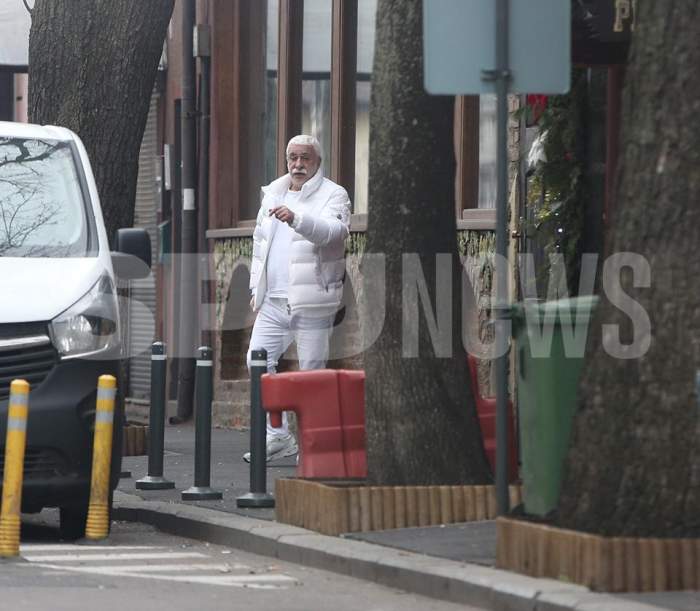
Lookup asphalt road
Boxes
[2,511,484,611]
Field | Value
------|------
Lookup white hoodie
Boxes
[249,168,351,314]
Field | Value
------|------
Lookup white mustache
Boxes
[292,168,308,175]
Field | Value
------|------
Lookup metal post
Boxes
[120,404,132,479]
[237,349,274,508]
[494,0,511,516]
[136,342,174,490]
[85,375,117,540]
[0,380,30,557]
[181,347,222,500]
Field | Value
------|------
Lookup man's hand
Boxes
[269,206,295,225]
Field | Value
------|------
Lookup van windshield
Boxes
[0,137,92,257]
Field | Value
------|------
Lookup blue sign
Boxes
[424,0,571,94]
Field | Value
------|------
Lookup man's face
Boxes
[286,144,320,190]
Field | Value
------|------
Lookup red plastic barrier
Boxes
[261,360,518,481]
[336,371,366,479]
[467,355,519,482]
[261,370,367,479]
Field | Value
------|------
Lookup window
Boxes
[0,138,92,257]
[354,0,376,214]
[302,0,332,172]
[264,0,279,186]
[263,0,492,220]
[478,95,497,209]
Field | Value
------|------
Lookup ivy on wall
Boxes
[346,231,366,256]
[216,237,253,261]
[524,68,588,294]
[215,231,489,267]
[213,229,495,327]
[214,237,252,324]
[213,232,370,324]
[459,230,495,258]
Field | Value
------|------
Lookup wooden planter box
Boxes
[496,517,700,592]
[276,478,523,536]
[122,424,148,457]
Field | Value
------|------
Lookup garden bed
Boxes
[496,517,698,592]
[276,478,522,536]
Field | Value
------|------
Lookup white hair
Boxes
[286,134,322,160]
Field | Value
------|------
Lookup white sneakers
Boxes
[242,433,298,464]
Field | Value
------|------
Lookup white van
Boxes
[0,121,151,538]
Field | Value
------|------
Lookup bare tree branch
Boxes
[0,139,62,169]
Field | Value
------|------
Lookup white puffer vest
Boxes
[249,169,351,314]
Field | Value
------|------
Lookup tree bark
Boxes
[558,1,700,537]
[363,0,492,486]
[28,0,174,244]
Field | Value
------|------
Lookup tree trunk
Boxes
[557,1,700,537]
[28,0,174,244]
[363,0,492,486]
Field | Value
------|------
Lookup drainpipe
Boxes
[195,24,212,348]
[176,0,197,421]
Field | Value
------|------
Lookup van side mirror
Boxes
[111,228,151,280]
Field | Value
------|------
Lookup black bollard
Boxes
[136,342,175,490]
[237,348,274,508]
[181,347,222,500]
[118,374,132,479]
[120,409,132,479]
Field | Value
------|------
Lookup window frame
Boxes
[215,0,491,232]
[276,0,304,178]
[330,0,357,204]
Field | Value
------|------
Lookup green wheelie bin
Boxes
[511,296,598,516]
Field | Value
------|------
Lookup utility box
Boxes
[511,296,598,516]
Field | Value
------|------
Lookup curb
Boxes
[112,491,667,610]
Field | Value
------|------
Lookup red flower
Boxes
[526,94,548,124]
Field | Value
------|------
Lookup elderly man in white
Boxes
[243,135,351,463]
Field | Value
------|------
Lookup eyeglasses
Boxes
[286,153,312,163]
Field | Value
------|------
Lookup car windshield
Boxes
[0,137,92,257]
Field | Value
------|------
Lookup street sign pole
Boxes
[424,0,571,517]
[481,0,511,518]
[493,0,511,517]
[481,0,511,516]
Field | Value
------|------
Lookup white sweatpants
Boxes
[246,297,334,438]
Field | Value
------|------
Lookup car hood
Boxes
[0,257,106,323]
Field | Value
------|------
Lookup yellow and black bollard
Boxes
[0,379,30,557]
[85,375,117,540]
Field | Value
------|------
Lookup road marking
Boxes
[20,544,299,589]
[20,544,158,552]
[137,573,298,588]
[22,552,207,562]
[26,563,252,573]
[27,562,299,588]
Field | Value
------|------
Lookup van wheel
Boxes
[59,505,88,540]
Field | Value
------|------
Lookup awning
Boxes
[0,2,31,69]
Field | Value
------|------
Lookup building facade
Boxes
[135,0,504,424]
[135,0,631,425]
